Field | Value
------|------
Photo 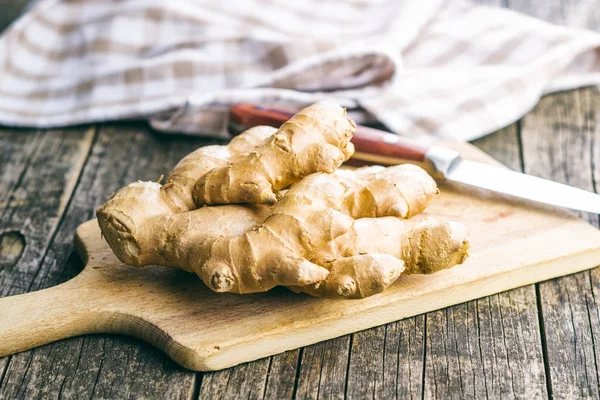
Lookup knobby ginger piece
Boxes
[193,101,356,205]
[97,102,470,299]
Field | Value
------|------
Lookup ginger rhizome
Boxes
[193,101,355,205]
[97,101,470,299]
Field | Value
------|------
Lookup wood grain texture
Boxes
[263,351,301,399]
[472,126,522,173]
[423,125,548,399]
[199,358,270,400]
[0,127,95,298]
[294,336,350,400]
[520,87,600,399]
[425,302,487,398]
[424,287,547,399]
[0,124,211,399]
[199,350,302,399]
[0,126,95,398]
[3,141,600,376]
[346,318,425,399]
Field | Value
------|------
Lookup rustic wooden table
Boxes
[1,0,599,398]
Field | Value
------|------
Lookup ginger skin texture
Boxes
[97,101,470,299]
[193,101,356,206]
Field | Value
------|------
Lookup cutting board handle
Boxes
[0,276,101,356]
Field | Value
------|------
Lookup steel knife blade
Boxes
[426,147,600,214]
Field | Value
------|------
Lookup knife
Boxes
[228,103,600,214]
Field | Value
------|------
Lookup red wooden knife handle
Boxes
[229,104,430,166]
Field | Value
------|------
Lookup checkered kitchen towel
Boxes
[2,0,600,141]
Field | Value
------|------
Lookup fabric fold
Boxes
[0,0,599,140]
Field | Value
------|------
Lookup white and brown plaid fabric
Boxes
[1,0,600,140]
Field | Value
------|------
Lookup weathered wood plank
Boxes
[424,302,486,399]
[0,126,95,397]
[346,326,389,399]
[199,350,303,400]
[472,126,522,172]
[474,288,547,398]
[538,271,600,399]
[199,336,350,400]
[0,127,95,297]
[294,336,350,400]
[519,87,600,399]
[346,317,425,400]
[0,124,213,399]
[263,351,301,400]
[200,358,270,400]
[424,288,546,398]
[417,123,548,399]
[502,1,600,398]
[519,88,599,228]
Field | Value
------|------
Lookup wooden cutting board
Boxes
[2,142,600,372]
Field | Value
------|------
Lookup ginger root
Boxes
[97,101,470,299]
[193,101,356,205]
